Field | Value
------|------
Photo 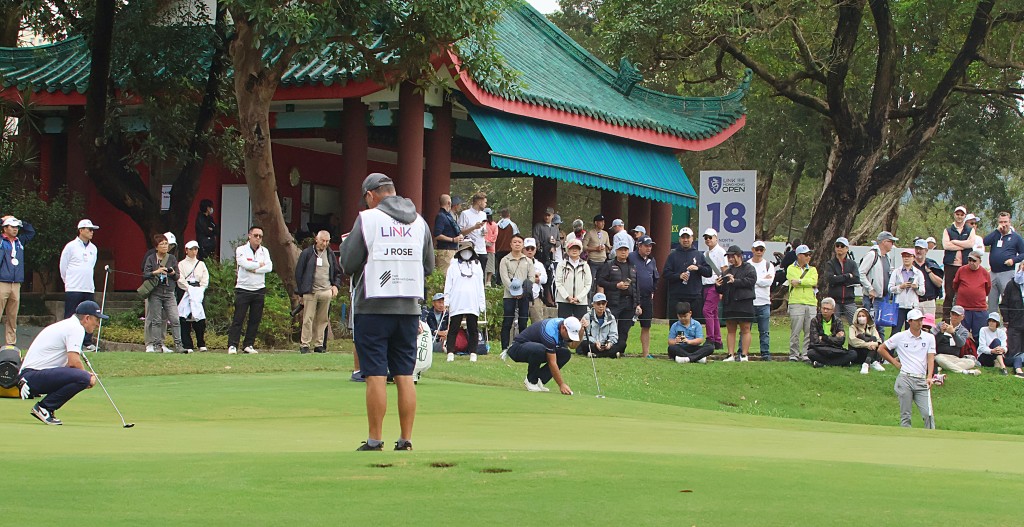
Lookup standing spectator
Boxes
[807,297,856,367]
[953,250,991,340]
[483,208,498,285]
[177,240,210,353]
[195,199,219,260]
[983,211,1024,312]
[596,240,640,356]
[667,301,714,364]
[444,241,485,363]
[554,239,592,319]
[942,206,974,322]
[499,234,533,351]
[630,225,646,250]
[583,214,610,277]
[458,192,489,274]
[849,307,886,374]
[532,208,559,304]
[913,238,944,317]
[787,245,817,361]
[662,227,710,325]
[978,311,1010,374]
[749,240,775,360]
[779,239,800,271]
[421,293,450,354]
[701,228,727,350]
[610,219,634,252]
[142,234,186,354]
[0,216,34,346]
[551,214,565,262]
[564,219,587,252]
[523,238,548,324]
[227,226,273,355]
[493,208,518,273]
[875,309,936,429]
[859,231,897,324]
[926,237,937,251]
[59,219,99,350]
[339,173,433,451]
[717,245,756,362]
[577,292,619,358]
[824,236,860,324]
[931,308,979,375]
[295,231,341,354]
[629,236,659,358]
[888,248,925,332]
[999,264,1024,376]
[965,214,985,253]
[503,317,580,394]
[433,194,463,276]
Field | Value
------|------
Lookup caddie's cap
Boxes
[361,173,393,194]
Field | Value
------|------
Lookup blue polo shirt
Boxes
[514,318,567,349]
[669,318,704,342]
[983,229,1024,273]
[433,209,460,250]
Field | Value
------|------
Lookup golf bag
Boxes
[0,345,22,397]
[414,320,433,383]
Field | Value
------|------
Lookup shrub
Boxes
[202,257,294,347]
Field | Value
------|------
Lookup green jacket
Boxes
[787,263,818,306]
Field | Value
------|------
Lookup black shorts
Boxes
[353,314,419,377]
[638,297,654,328]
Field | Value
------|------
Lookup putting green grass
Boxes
[3,358,1023,525]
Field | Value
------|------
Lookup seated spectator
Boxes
[930,307,979,375]
[421,293,450,354]
[577,293,619,358]
[807,297,856,367]
[978,311,1012,375]
[667,302,714,364]
[849,307,886,375]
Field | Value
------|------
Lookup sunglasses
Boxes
[703,235,713,239]
[752,247,765,251]
[251,233,263,238]
[524,246,536,250]
[835,243,847,248]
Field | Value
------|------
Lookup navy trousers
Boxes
[21,367,92,412]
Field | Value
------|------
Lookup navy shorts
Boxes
[638,297,654,328]
[353,314,419,377]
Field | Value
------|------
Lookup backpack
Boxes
[960,336,979,359]
[0,345,22,389]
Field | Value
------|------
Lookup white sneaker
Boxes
[964,369,981,376]
[698,357,707,364]
[199,347,208,352]
[162,345,174,353]
[227,346,237,355]
[446,353,455,362]
[499,349,509,362]
[535,382,550,392]
[739,355,749,362]
[722,355,736,362]
[145,345,156,353]
[243,346,258,354]
[860,363,870,375]
[524,378,543,392]
[871,361,886,372]
[675,356,690,364]
[185,349,194,354]
[587,352,597,358]
[469,353,478,362]
[83,344,97,352]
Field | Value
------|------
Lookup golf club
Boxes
[91,265,111,352]
[584,311,605,398]
[80,353,135,428]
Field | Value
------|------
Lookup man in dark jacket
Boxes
[629,236,659,357]
[808,297,856,367]
[295,230,342,354]
[195,199,219,260]
[0,216,35,347]
[823,236,860,324]
[983,211,1024,312]
[597,242,640,356]
[662,227,711,324]
[999,263,1024,377]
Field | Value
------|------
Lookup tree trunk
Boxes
[229,13,300,297]
[0,4,20,47]
[765,157,804,241]
[754,166,774,240]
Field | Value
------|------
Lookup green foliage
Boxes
[202,257,295,347]
[0,187,85,294]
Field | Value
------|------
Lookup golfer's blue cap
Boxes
[75,300,109,320]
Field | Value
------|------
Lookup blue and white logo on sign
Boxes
[709,176,722,194]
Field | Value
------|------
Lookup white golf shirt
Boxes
[59,238,97,293]
[749,258,775,307]
[235,243,273,291]
[459,208,488,255]
[884,329,936,377]
[702,244,728,286]
[21,317,85,371]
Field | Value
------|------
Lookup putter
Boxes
[80,354,135,428]
[91,265,111,352]
[584,309,605,398]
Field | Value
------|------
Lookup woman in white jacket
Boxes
[177,241,210,352]
[888,248,925,331]
[444,241,486,362]
[554,239,592,319]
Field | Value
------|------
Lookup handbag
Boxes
[137,254,170,299]
[875,295,899,327]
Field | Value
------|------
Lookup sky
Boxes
[527,0,560,14]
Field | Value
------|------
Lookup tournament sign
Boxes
[698,170,756,254]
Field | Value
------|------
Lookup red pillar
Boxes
[341,97,368,228]
[532,177,558,224]
[601,190,623,223]
[423,100,453,231]
[651,201,673,318]
[628,196,652,233]
[397,81,425,211]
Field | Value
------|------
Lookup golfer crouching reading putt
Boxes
[340,173,434,451]
[503,317,582,394]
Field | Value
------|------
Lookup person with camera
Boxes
[143,233,187,353]
[177,240,210,353]
[667,302,714,364]
[595,239,640,355]
[577,293,619,358]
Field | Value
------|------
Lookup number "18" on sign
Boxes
[706,202,747,234]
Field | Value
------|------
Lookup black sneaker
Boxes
[812,361,824,368]
[394,440,413,451]
[761,355,772,362]
[313,346,326,354]
[31,404,62,425]
[1001,368,1009,376]
[713,342,724,350]
[300,346,310,354]
[356,441,383,451]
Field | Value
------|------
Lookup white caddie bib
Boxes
[360,208,426,299]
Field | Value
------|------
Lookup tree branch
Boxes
[974,52,1024,70]
[952,85,1024,97]
[866,0,899,139]
[994,9,1024,26]
[716,39,830,116]
[51,0,82,33]
[788,19,826,84]
[824,1,866,142]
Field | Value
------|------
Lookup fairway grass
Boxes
[3,368,1023,526]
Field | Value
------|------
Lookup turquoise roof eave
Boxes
[469,104,697,207]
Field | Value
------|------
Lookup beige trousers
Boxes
[0,282,20,345]
[301,290,333,347]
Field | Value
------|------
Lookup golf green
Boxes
[3,365,1021,526]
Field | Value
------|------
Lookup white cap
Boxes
[566,239,583,250]
[563,317,582,341]
[77,219,99,230]
[914,239,929,249]
[988,312,1002,323]
[508,278,524,297]
[611,219,624,227]
[184,240,199,249]
[523,237,537,248]
[965,213,979,222]
[925,236,937,244]
[2,217,22,227]
[703,228,718,237]
[678,227,693,237]
[592,292,607,303]
[164,232,177,246]
[613,238,631,250]
[752,240,766,249]
[632,225,646,234]
[954,206,967,214]
[906,309,924,321]
[795,244,812,255]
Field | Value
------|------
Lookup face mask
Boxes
[459,249,473,260]
[857,316,867,325]
[1015,270,1024,285]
